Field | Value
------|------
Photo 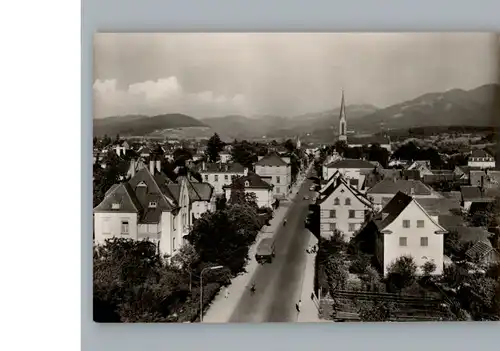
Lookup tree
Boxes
[324,256,349,293]
[386,255,418,292]
[367,144,390,168]
[358,300,395,321]
[205,133,225,163]
[230,140,257,169]
[422,261,437,276]
[284,139,295,153]
[444,230,463,259]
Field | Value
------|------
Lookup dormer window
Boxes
[245,181,250,187]
[112,203,121,210]
[334,198,340,205]
[149,201,157,208]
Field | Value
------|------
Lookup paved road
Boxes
[228,172,315,323]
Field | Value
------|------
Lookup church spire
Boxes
[338,89,347,142]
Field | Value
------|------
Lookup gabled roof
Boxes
[450,226,491,244]
[94,167,178,223]
[414,198,462,216]
[470,149,493,158]
[374,191,446,233]
[318,170,340,195]
[367,179,432,196]
[439,191,462,204]
[406,160,431,170]
[325,158,375,169]
[438,214,465,230]
[460,186,487,202]
[318,175,372,207]
[255,152,288,167]
[223,172,273,189]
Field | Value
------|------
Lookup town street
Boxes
[228,172,315,323]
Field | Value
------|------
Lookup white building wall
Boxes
[381,201,444,276]
[319,183,371,240]
[201,172,243,194]
[94,212,138,243]
[255,165,291,197]
[468,160,496,169]
[224,188,272,208]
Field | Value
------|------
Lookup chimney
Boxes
[202,161,206,171]
[410,187,415,196]
[131,159,136,178]
[156,159,161,173]
[149,159,155,175]
[243,168,248,176]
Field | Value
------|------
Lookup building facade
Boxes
[255,152,291,198]
[198,162,246,195]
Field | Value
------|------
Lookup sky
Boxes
[93,33,499,119]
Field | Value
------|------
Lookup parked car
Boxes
[255,238,276,264]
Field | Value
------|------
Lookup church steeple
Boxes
[338,89,347,142]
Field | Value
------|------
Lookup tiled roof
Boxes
[438,215,465,230]
[470,149,492,158]
[198,162,246,173]
[380,169,402,180]
[255,152,288,167]
[439,191,462,203]
[460,186,484,201]
[414,197,461,216]
[94,168,178,223]
[325,158,376,169]
[367,179,432,196]
[402,170,421,180]
[224,172,273,189]
[318,175,372,207]
[374,192,413,230]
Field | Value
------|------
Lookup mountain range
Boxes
[93,83,500,140]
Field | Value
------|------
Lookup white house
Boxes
[198,162,246,195]
[223,171,274,208]
[93,168,188,256]
[317,174,373,240]
[322,158,376,190]
[357,191,447,276]
[366,178,442,210]
[255,152,291,199]
[468,149,496,169]
[114,141,130,157]
[94,163,215,257]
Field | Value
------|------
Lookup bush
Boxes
[176,282,222,322]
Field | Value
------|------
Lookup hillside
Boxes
[203,104,379,139]
[93,113,207,137]
[348,84,500,133]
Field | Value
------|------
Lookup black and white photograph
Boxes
[92,32,500,323]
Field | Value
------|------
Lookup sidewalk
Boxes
[297,233,324,323]
[202,174,308,323]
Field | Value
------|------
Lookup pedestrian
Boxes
[296,299,302,312]
[224,287,229,299]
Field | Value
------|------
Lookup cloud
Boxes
[93,76,249,118]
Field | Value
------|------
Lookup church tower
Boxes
[338,90,347,142]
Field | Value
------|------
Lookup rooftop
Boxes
[367,179,433,196]
[255,152,288,167]
[325,158,376,169]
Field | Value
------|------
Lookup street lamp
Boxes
[199,265,223,322]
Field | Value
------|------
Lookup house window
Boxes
[121,220,129,235]
[224,175,228,181]
[349,210,355,218]
[276,187,281,194]
[417,220,425,228]
[334,198,340,205]
[204,175,209,181]
[345,198,351,205]
[245,181,250,187]
[231,175,236,181]
[276,176,281,184]
[149,201,157,208]
[330,210,336,218]
[172,216,176,231]
[348,223,356,232]
[111,203,121,210]
[330,223,336,231]
[399,237,407,246]
[172,237,176,252]
[214,175,219,182]
[403,220,410,228]
[102,218,111,234]
[420,237,428,247]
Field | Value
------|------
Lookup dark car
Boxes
[255,238,276,264]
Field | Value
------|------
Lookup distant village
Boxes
[93,92,500,323]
